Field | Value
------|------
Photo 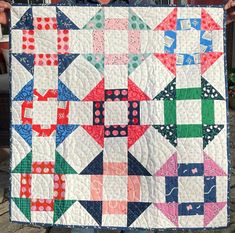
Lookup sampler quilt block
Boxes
[10,5,229,230]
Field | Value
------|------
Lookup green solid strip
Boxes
[12,197,31,221]
[202,100,214,124]
[12,151,32,173]
[176,88,201,100]
[54,200,76,223]
[164,100,176,124]
[55,151,77,174]
[177,124,202,138]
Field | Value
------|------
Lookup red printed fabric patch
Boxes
[10,5,228,230]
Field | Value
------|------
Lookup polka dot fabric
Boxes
[57,30,70,54]
[31,199,54,211]
[11,5,228,230]
[53,174,65,200]
[104,125,128,138]
[20,174,32,198]
[22,30,35,53]
[34,54,58,66]
[32,162,54,174]
[33,17,57,30]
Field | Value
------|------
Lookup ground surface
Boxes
[0,110,234,233]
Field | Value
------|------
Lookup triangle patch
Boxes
[13,79,34,101]
[80,151,103,175]
[154,8,177,31]
[12,198,31,221]
[201,9,222,30]
[83,78,104,101]
[201,52,223,74]
[127,202,151,226]
[13,125,32,146]
[54,200,76,223]
[201,77,224,100]
[83,54,104,74]
[128,78,151,101]
[56,7,79,29]
[129,9,151,30]
[13,8,33,30]
[202,124,224,148]
[83,9,104,30]
[58,54,79,76]
[128,151,151,176]
[13,53,34,75]
[154,53,176,76]
[128,54,151,75]
[155,152,177,176]
[153,125,177,147]
[58,79,79,101]
[204,152,227,176]
[79,201,102,226]
[82,125,104,148]
[128,125,150,149]
[154,78,176,100]
[154,203,178,227]
[55,151,77,174]
[56,125,79,147]
[12,151,32,174]
[204,202,226,226]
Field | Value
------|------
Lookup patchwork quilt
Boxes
[10,5,229,230]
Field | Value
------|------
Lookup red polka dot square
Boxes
[53,174,65,200]
[34,54,58,66]
[22,30,35,53]
[32,162,55,174]
[20,174,32,198]
[31,199,54,212]
[58,30,70,54]
[33,17,57,30]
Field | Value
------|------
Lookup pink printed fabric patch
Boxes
[10,5,228,230]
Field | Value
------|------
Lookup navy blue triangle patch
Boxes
[56,125,79,147]
[13,53,34,75]
[13,125,32,147]
[13,8,33,30]
[80,151,103,175]
[56,7,79,29]
[13,79,33,101]
[154,78,176,100]
[201,77,224,100]
[58,54,79,76]
[58,80,79,101]
[127,202,151,226]
[79,201,102,226]
[128,152,151,176]
[203,124,224,148]
[153,125,177,147]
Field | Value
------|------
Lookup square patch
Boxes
[105,101,128,125]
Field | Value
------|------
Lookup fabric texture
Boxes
[10,5,229,230]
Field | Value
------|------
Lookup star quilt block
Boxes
[10,5,229,230]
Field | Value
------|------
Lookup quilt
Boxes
[10,5,229,230]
